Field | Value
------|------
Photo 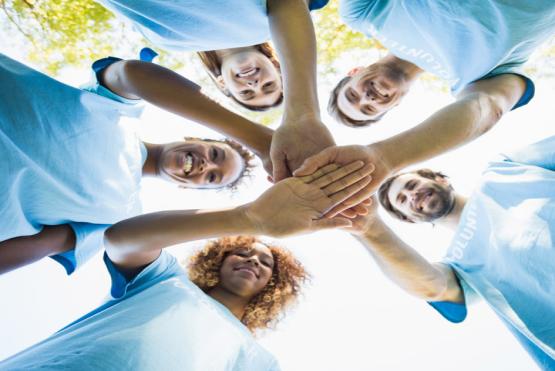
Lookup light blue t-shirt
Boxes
[340,0,555,97]
[0,54,146,274]
[96,0,328,51]
[430,136,555,369]
[0,251,281,371]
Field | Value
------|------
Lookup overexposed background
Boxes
[1,22,554,371]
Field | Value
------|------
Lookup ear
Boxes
[215,75,228,92]
[347,66,365,77]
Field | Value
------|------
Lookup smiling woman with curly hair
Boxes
[0,162,369,371]
[188,235,308,332]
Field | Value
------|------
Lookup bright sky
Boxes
[1,30,554,371]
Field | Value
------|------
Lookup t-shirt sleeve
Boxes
[499,135,555,171]
[482,64,535,110]
[103,250,185,300]
[427,266,479,323]
[308,0,329,11]
[79,47,159,118]
[339,0,372,28]
[50,222,110,275]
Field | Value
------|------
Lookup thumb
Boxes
[312,217,353,230]
[293,147,335,177]
[272,153,291,182]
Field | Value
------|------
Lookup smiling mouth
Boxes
[234,266,258,278]
[183,153,193,175]
[236,67,258,78]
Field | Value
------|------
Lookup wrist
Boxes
[371,140,402,173]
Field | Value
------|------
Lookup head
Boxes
[377,169,455,223]
[157,137,255,190]
[328,62,412,127]
[188,236,308,332]
[198,43,283,111]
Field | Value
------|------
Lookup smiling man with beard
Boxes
[340,137,555,368]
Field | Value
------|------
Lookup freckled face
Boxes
[388,173,455,222]
[220,50,282,108]
[158,140,243,189]
[217,242,275,299]
[337,64,410,122]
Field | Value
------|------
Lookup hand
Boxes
[341,196,382,235]
[245,161,373,237]
[293,144,392,217]
[270,117,335,182]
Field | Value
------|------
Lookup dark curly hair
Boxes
[187,236,309,333]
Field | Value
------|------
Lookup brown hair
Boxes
[188,236,309,333]
[377,169,449,223]
[197,43,283,111]
[327,75,385,128]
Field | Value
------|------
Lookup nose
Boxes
[198,158,217,173]
[246,79,258,87]
[246,257,260,267]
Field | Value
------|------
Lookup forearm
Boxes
[354,221,451,301]
[376,92,503,171]
[0,225,75,275]
[101,60,273,157]
[267,0,320,120]
[104,207,257,261]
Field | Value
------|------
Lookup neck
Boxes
[381,53,423,81]
[436,193,467,231]
[207,286,250,320]
[142,142,162,177]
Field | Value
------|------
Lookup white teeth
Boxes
[237,68,257,78]
[184,154,193,174]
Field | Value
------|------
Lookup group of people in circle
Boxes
[1,0,554,369]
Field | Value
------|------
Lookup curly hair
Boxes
[187,236,309,333]
[184,137,256,191]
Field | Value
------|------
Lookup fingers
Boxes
[312,216,352,230]
[297,164,339,184]
[292,147,336,177]
[318,162,372,195]
[272,155,291,183]
[325,181,375,217]
[326,177,373,213]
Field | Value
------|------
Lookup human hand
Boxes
[340,196,383,236]
[245,161,372,237]
[293,144,392,217]
[270,117,335,182]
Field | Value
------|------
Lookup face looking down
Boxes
[387,172,455,223]
[158,139,244,189]
[217,242,275,299]
[337,64,410,123]
[219,49,282,109]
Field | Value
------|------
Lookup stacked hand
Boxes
[294,144,393,217]
[270,117,335,182]
[245,161,373,237]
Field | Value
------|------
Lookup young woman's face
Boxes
[220,50,282,108]
[217,242,275,299]
[158,139,244,189]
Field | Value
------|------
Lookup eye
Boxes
[406,180,418,190]
[208,172,216,183]
[211,147,217,161]
[398,194,406,204]
[239,90,252,97]
[263,81,275,89]
[234,251,249,257]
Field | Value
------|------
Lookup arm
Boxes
[0,225,75,275]
[267,0,336,180]
[98,60,273,163]
[294,74,526,215]
[376,73,527,171]
[105,161,372,276]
